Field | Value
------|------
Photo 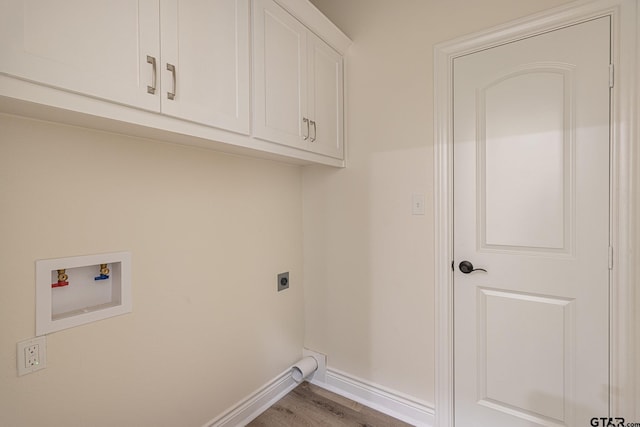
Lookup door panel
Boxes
[0,0,160,111]
[252,0,308,147]
[453,17,610,427]
[478,288,574,424]
[482,68,570,251]
[308,33,344,159]
[160,0,250,133]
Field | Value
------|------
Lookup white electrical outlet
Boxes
[17,336,46,376]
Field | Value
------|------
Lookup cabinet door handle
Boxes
[310,120,317,142]
[303,117,309,140]
[167,63,176,100]
[146,55,157,94]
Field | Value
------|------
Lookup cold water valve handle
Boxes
[94,264,110,281]
[459,260,487,274]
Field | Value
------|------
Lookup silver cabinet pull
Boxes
[167,63,176,100]
[310,120,317,142]
[146,55,157,94]
[302,117,309,140]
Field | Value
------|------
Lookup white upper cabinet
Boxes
[252,0,345,159]
[307,32,343,159]
[0,0,350,166]
[252,0,308,147]
[160,0,250,134]
[0,0,250,133]
[0,0,160,112]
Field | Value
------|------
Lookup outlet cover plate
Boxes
[17,336,46,376]
[277,272,289,292]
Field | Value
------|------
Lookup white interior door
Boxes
[453,17,611,427]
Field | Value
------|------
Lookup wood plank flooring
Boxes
[247,381,413,426]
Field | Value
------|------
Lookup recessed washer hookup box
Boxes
[35,252,132,335]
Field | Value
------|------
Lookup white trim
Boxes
[434,0,637,425]
[273,0,351,55]
[0,80,346,168]
[609,0,638,417]
[203,369,297,427]
[203,365,434,427]
[311,368,435,427]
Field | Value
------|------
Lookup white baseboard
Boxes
[311,368,435,427]
[202,364,435,427]
[203,369,297,427]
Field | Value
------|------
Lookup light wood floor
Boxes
[247,381,413,426]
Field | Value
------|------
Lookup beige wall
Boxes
[3,1,637,425]
[304,0,576,404]
[0,114,304,427]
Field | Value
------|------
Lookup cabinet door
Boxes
[0,0,160,111]
[160,0,250,134]
[307,34,344,159]
[252,0,308,148]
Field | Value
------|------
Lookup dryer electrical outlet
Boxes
[277,272,289,292]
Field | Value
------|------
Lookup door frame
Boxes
[433,1,638,425]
